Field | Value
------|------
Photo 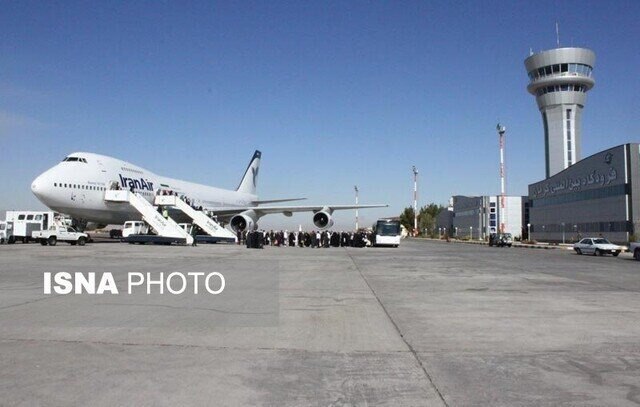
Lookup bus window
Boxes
[18,214,26,220]
[26,215,34,220]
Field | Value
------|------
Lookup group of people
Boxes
[242,230,371,249]
[156,189,204,212]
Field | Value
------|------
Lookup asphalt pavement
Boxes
[1,239,639,406]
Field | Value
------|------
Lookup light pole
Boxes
[354,185,359,231]
[561,222,565,244]
[470,226,473,240]
[527,223,531,241]
[455,227,458,238]
[412,166,418,236]
[496,124,507,234]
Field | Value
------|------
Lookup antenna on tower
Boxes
[555,22,560,47]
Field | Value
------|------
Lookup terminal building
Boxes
[450,195,526,239]
[528,144,640,243]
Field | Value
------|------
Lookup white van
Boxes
[122,221,149,238]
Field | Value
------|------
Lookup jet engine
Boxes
[230,210,258,233]
[312,209,334,230]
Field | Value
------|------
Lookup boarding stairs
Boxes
[104,190,193,245]
[155,195,237,242]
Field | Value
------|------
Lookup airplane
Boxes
[30,150,387,231]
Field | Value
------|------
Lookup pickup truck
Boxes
[629,242,640,261]
[32,226,89,246]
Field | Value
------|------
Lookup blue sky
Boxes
[1,0,639,229]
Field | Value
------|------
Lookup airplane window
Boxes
[54,183,57,187]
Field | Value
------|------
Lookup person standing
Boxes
[191,225,198,247]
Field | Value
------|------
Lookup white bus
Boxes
[372,219,401,247]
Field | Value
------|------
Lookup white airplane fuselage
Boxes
[31,152,256,225]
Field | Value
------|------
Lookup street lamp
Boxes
[354,185,359,231]
[412,166,418,236]
[496,123,507,234]
[527,223,531,241]
[470,226,473,239]
[561,222,565,244]
[455,226,458,237]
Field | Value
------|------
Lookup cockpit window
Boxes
[62,157,88,163]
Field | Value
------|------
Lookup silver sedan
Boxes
[573,238,622,256]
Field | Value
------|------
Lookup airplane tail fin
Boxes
[236,150,261,195]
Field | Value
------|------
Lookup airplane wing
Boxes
[207,204,388,217]
[251,198,306,205]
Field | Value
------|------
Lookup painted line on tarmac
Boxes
[343,248,450,407]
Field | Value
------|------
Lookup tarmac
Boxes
[1,238,640,406]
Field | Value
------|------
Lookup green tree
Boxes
[418,204,444,237]
[399,206,416,233]
[400,204,445,237]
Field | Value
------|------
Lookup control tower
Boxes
[525,47,595,178]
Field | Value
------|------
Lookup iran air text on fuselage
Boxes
[119,174,154,191]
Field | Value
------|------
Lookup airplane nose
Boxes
[31,173,47,199]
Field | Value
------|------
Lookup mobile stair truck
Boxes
[155,194,237,244]
[104,190,193,245]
